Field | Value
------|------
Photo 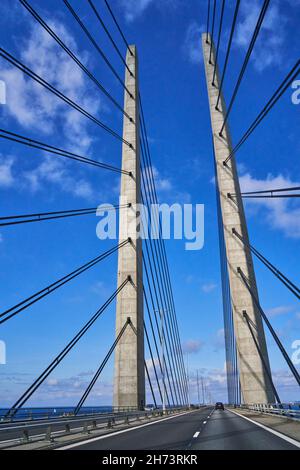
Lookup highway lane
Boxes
[191,409,299,450]
[60,408,214,450]
[59,408,300,450]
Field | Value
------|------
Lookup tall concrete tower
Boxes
[113,46,145,410]
[202,34,275,404]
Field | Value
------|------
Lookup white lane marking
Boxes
[193,432,200,438]
[57,409,202,450]
[228,409,300,449]
[203,421,207,424]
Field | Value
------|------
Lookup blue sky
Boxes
[0,0,299,407]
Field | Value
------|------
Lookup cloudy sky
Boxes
[0,0,299,407]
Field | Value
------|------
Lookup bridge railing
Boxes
[235,403,300,420]
[0,407,194,449]
[0,405,192,424]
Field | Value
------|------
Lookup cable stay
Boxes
[0,239,130,325]
[141,196,184,406]
[243,311,281,404]
[0,48,132,148]
[208,0,216,65]
[232,229,300,300]
[63,0,133,99]
[74,317,133,415]
[206,0,211,44]
[0,129,129,175]
[144,321,164,405]
[220,0,270,136]
[143,254,177,407]
[212,0,225,86]
[140,174,185,403]
[0,204,129,227]
[19,0,132,122]
[139,126,187,400]
[238,268,300,387]
[215,0,240,110]
[144,287,171,407]
[145,360,158,409]
[5,277,131,419]
[214,144,240,405]
[139,97,188,403]
[87,0,133,78]
[224,59,300,164]
[104,0,133,56]
[231,186,300,199]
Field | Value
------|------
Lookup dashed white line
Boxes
[203,421,207,424]
[193,432,200,438]
[57,409,200,450]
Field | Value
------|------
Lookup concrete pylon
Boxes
[202,34,275,404]
[113,46,145,410]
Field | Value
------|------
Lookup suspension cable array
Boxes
[219,0,270,136]
[1,0,188,417]
[5,278,131,419]
[214,148,240,405]
[206,0,300,403]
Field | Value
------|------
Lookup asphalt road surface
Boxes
[59,408,300,451]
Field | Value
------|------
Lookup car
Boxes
[215,402,224,410]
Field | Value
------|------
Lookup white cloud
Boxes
[183,22,205,65]
[0,156,14,188]
[0,154,95,200]
[182,339,204,354]
[120,0,179,23]
[234,0,286,72]
[266,305,294,318]
[239,172,300,238]
[0,19,101,154]
[120,0,154,22]
[201,282,217,293]
[213,328,225,351]
[22,155,95,200]
[151,166,172,192]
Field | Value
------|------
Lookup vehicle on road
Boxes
[215,402,224,410]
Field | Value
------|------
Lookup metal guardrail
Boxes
[0,406,139,423]
[0,407,193,448]
[235,403,300,419]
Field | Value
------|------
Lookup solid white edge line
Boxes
[228,408,300,449]
[193,432,200,438]
[56,409,203,450]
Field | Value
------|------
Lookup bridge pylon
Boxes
[113,45,145,410]
[202,34,275,404]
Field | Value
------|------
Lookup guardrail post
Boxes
[83,422,90,434]
[45,426,53,442]
[22,429,29,443]
[92,420,97,429]
[65,423,71,434]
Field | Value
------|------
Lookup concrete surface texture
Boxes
[202,33,275,404]
[113,45,145,410]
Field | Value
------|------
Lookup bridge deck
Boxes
[58,408,300,451]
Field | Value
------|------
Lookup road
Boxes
[59,408,300,451]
